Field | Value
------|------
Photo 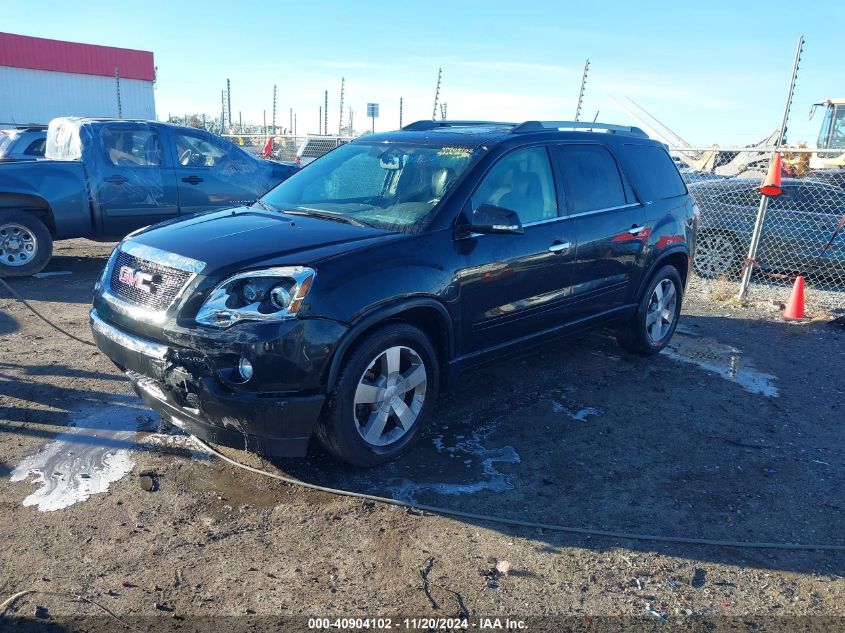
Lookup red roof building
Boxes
[0,32,156,126]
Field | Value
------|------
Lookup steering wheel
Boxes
[179,148,193,166]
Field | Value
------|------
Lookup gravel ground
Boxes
[1,239,845,630]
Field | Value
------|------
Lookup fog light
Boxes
[238,357,254,381]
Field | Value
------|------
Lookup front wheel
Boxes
[693,231,741,278]
[617,265,684,355]
[0,210,53,277]
[317,323,439,467]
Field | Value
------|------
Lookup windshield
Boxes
[261,142,478,232]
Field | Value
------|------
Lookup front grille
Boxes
[109,250,193,312]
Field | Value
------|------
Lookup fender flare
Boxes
[325,297,455,391]
[636,245,690,299]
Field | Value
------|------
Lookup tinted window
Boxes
[553,144,627,214]
[623,144,687,200]
[471,146,557,224]
[24,138,46,156]
[102,128,162,166]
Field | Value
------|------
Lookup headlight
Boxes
[195,266,315,328]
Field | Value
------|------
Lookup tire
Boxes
[693,230,741,278]
[0,210,53,278]
[317,322,440,467]
[617,265,684,356]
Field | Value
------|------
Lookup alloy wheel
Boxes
[646,278,678,344]
[353,345,427,447]
[694,233,736,278]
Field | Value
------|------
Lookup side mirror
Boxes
[469,204,524,235]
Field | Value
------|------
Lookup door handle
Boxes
[182,176,204,185]
[548,241,572,254]
[105,176,127,185]
[628,225,647,234]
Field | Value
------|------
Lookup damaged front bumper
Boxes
[90,308,328,457]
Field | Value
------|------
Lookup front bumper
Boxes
[90,309,325,457]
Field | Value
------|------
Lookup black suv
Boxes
[90,120,698,466]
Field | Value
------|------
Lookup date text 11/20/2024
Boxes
[307,618,528,630]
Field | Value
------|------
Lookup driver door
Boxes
[455,145,577,354]
[170,128,262,215]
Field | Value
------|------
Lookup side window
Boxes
[622,144,687,200]
[470,146,557,224]
[24,138,46,156]
[102,128,163,167]
[171,130,228,168]
[553,145,627,214]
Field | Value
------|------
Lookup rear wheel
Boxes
[0,210,53,277]
[317,323,439,467]
[617,265,683,355]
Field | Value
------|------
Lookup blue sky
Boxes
[3,0,842,145]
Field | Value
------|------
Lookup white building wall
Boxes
[0,66,156,127]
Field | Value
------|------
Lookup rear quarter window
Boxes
[623,144,687,201]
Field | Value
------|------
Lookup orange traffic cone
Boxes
[760,153,783,197]
[782,276,807,320]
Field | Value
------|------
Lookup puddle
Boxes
[663,331,778,397]
[10,401,156,511]
[32,271,72,279]
[384,420,520,504]
[552,401,602,421]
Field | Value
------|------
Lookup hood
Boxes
[125,206,400,274]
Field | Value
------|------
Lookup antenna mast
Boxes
[432,67,442,121]
[574,58,589,121]
[338,77,345,134]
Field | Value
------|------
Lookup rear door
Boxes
[762,183,845,273]
[169,127,265,215]
[456,145,577,354]
[93,124,178,238]
[550,143,649,319]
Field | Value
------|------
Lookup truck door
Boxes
[93,125,178,238]
[169,128,264,215]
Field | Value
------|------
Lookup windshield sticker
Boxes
[437,147,473,158]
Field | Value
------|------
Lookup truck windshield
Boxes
[260,142,478,232]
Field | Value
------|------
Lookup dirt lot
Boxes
[1,239,845,630]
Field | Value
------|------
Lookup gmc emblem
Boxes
[118,265,155,293]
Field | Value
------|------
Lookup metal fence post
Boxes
[736,36,803,301]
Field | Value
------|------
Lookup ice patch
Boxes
[552,401,602,421]
[387,421,520,503]
[664,332,778,397]
[10,400,155,511]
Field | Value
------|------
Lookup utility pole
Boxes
[432,67,442,121]
[221,90,226,132]
[226,79,232,132]
[349,107,353,136]
[272,84,277,135]
[324,90,328,135]
[338,77,345,134]
[318,107,322,135]
[737,36,804,301]
[239,111,243,133]
[114,67,122,118]
[294,113,297,136]
[399,97,403,128]
[263,110,267,135]
[289,108,293,135]
[575,58,590,121]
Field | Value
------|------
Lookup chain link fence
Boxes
[671,147,845,312]
[221,133,352,163]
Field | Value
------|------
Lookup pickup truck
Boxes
[0,117,297,276]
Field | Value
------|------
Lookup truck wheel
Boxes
[693,230,741,278]
[317,323,439,467]
[0,210,53,277]
[616,265,684,356]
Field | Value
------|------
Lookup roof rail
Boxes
[401,120,515,131]
[511,121,648,137]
